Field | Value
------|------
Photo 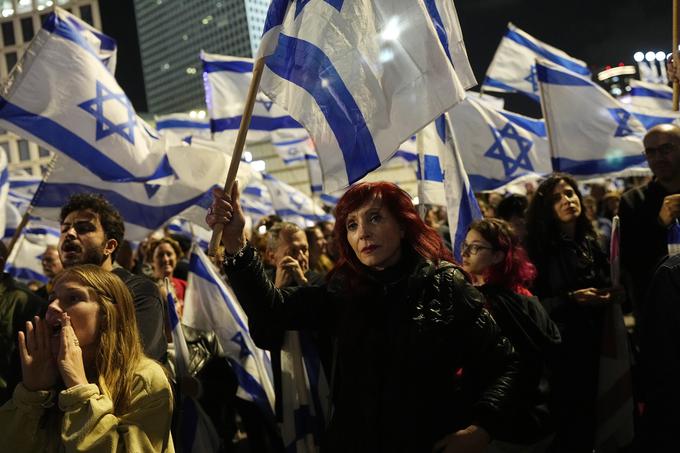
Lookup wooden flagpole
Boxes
[674,0,679,111]
[207,57,266,256]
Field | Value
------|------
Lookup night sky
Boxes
[100,0,674,117]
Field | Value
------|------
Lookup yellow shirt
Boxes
[0,357,175,452]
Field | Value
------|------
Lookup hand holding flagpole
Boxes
[207,58,265,256]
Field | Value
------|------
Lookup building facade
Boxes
[133,0,269,115]
[0,0,101,176]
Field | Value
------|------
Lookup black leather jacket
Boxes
[224,245,518,452]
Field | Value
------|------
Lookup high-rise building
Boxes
[0,0,101,176]
[133,0,270,115]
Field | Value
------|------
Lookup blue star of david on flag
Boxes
[78,80,136,144]
[484,123,534,177]
[524,65,538,93]
[607,108,635,137]
[289,193,305,210]
[231,332,252,359]
[256,98,273,112]
[295,0,344,17]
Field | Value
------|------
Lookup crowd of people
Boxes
[0,83,678,453]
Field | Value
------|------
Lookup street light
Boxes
[633,52,644,62]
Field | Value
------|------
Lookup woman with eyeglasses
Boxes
[207,181,518,453]
[525,173,624,453]
[462,218,560,450]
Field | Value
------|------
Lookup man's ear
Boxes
[104,238,118,260]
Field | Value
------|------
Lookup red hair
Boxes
[328,182,455,285]
[468,218,536,293]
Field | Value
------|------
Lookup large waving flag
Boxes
[440,115,482,261]
[537,60,648,176]
[416,118,447,207]
[262,174,332,228]
[448,98,552,190]
[630,80,673,111]
[0,8,172,183]
[183,246,276,417]
[155,113,211,139]
[201,51,303,144]
[5,221,60,283]
[484,23,590,102]
[257,0,469,192]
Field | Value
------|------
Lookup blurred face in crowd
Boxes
[273,230,310,273]
[308,226,327,257]
[582,196,598,221]
[42,245,63,279]
[552,179,582,226]
[152,242,177,279]
[643,126,680,186]
[462,229,503,283]
[59,210,117,268]
[346,197,404,270]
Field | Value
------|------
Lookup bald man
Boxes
[619,124,680,317]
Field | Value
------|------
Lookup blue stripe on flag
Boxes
[392,150,418,162]
[243,186,266,197]
[536,64,591,87]
[262,0,289,36]
[631,86,673,100]
[42,13,116,70]
[211,115,303,132]
[417,155,444,182]
[202,60,254,74]
[34,183,214,229]
[505,28,590,76]
[265,33,381,184]
[227,358,275,418]
[0,97,173,183]
[180,397,199,453]
[6,266,48,283]
[435,115,447,143]
[483,77,540,102]
[274,136,308,147]
[156,119,210,130]
[469,174,526,191]
[0,168,8,187]
[551,154,647,175]
[499,111,547,137]
[310,184,322,193]
[424,0,453,64]
[167,290,180,330]
[633,112,678,130]
[453,186,482,261]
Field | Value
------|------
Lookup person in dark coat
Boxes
[525,173,625,453]
[207,181,518,453]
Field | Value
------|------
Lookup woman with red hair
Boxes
[462,219,561,449]
[207,181,518,453]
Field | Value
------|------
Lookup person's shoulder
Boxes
[112,268,159,294]
[131,357,172,396]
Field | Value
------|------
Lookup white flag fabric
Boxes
[629,104,680,130]
[155,113,211,139]
[3,203,22,240]
[392,135,418,165]
[183,246,276,417]
[166,218,211,251]
[440,115,482,261]
[630,80,673,111]
[484,23,590,102]
[257,0,468,192]
[241,180,276,226]
[8,174,41,214]
[201,51,303,144]
[262,174,332,228]
[448,98,552,191]
[272,129,324,195]
[537,60,648,176]
[5,222,60,283]
[0,150,9,238]
[416,118,447,207]
[0,8,172,183]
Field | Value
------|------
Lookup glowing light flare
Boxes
[380,17,402,42]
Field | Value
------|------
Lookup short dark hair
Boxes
[60,193,125,261]
[496,194,528,221]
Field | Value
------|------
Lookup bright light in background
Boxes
[251,160,266,172]
[380,17,402,42]
[189,110,197,119]
[645,51,656,62]
[633,52,644,62]
[197,110,206,119]
[656,51,666,61]
[1,9,13,17]
[186,67,197,75]
[243,151,253,162]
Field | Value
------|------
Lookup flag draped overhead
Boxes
[257,0,469,192]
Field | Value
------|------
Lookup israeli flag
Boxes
[166,218,212,252]
[392,136,418,165]
[448,98,552,190]
[257,0,469,192]
[183,246,276,417]
[9,174,41,214]
[0,150,9,238]
[630,80,673,111]
[272,129,325,195]
[262,173,333,228]
[241,180,275,225]
[29,142,255,241]
[440,115,483,261]
[537,60,648,176]
[166,283,221,453]
[3,203,22,240]
[5,221,60,283]
[484,23,590,102]
[201,51,303,144]
[416,118,447,207]
[155,113,211,139]
[0,8,173,183]
[629,104,680,130]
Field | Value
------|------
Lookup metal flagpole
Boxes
[207,57,265,256]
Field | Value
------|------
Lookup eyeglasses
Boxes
[461,243,494,256]
[644,143,678,158]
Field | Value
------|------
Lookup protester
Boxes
[495,194,529,245]
[148,236,187,304]
[35,244,63,299]
[583,195,612,253]
[0,265,174,452]
[526,173,624,453]
[462,219,560,450]
[619,124,680,318]
[207,180,518,453]
[58,194,167,362]
[305,225,334,276]
[0,241,47,405]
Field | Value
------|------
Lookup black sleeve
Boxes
[224,246,334,350]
